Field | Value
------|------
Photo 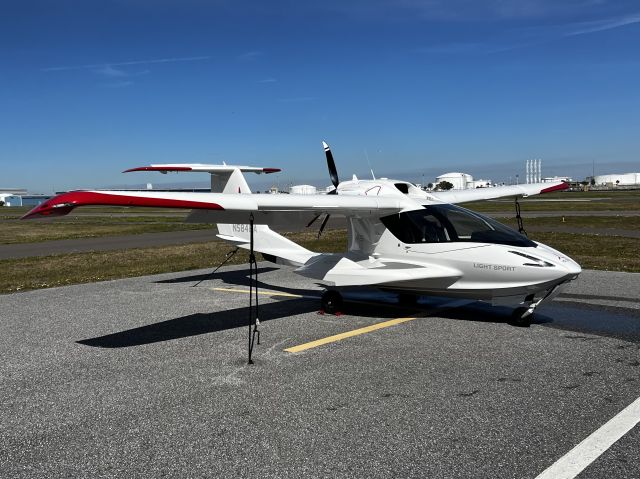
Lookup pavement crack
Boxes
[325,403,347,412]
[380,392,410,399]
[563,334,597,341]
[497,377,522,383]
[458,390,480,397]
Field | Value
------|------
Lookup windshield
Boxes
[381,204,536,247]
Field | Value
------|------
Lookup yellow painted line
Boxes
[212,287,305,298]
[284,317,418,353]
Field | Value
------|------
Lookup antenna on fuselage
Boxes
[364,149,376,180]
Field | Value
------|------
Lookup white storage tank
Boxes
[435,172,473,190]
[593,173,640,186]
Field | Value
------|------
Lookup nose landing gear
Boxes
[508,293,537,327]
[509,306,534,327]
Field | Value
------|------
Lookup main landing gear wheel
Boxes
[321,290,343,315]
[509,307,533,327]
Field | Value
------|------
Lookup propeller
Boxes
[310,141,341,238]
[323,141,339,195]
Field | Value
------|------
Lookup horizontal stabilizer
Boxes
[124,164,280,174]
[217,227,317,267]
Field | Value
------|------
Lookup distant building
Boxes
[468,179,493,188]
[0,194,23,206]
[21,195,52,206]
[0,188,27,195]
[591,173,640,186]
[542,176,572,183]
[289,184,318,195]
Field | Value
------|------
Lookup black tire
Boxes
[321,290,343,315]
[508,307,532,327]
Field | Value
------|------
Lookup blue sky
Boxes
[1,0,639,193]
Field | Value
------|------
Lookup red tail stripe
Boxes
[540,182,569,194]
[123,166,193,173]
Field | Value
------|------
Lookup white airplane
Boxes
[23,142,580,326]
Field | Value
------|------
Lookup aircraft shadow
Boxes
[156,266,280,285]
[155,266,319,298]
[77,293,420,349]
[77,298,316,348]
[434,303,554,326]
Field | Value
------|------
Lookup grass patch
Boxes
[465,190,640,212]
[498,215,640,231]
[0,230,349,294]
[0,221,210,244]
[526,231,640,272]
[0,213,213,244]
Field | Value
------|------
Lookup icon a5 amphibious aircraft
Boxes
[23,142,581,326]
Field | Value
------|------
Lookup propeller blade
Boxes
[306,213,322,228]
[318,214,331,238]
[322,141,339,189]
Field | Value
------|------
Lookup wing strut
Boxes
[515,198,527,236]
[191,247,239,288]
[247,213,260,364]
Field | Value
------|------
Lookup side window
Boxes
[381,211,450,244]
[440,208,490,239]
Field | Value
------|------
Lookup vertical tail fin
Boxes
[215,168,252,238]
[214,168,315,266]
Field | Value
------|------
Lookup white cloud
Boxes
[565,14,640,35]
[42,55,211,72]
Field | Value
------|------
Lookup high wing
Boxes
[428,181,568,204]
[21,190,407,222]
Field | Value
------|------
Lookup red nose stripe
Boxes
[21,191,224,219]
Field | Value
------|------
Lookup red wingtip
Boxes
[123,166,193,173]
[540,182,569,194]
[21,191,225,219]
[21,192,80,219]
[263,168,281,174]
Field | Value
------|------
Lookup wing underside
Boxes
[21,190,406,221]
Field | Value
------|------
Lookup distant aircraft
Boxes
[23,142,579,326]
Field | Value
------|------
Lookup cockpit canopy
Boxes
[381,204,536,247]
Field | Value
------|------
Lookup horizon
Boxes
[2,0,639,194]
[6,155,640,195]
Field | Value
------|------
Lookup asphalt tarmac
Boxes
[1,266,638,478]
